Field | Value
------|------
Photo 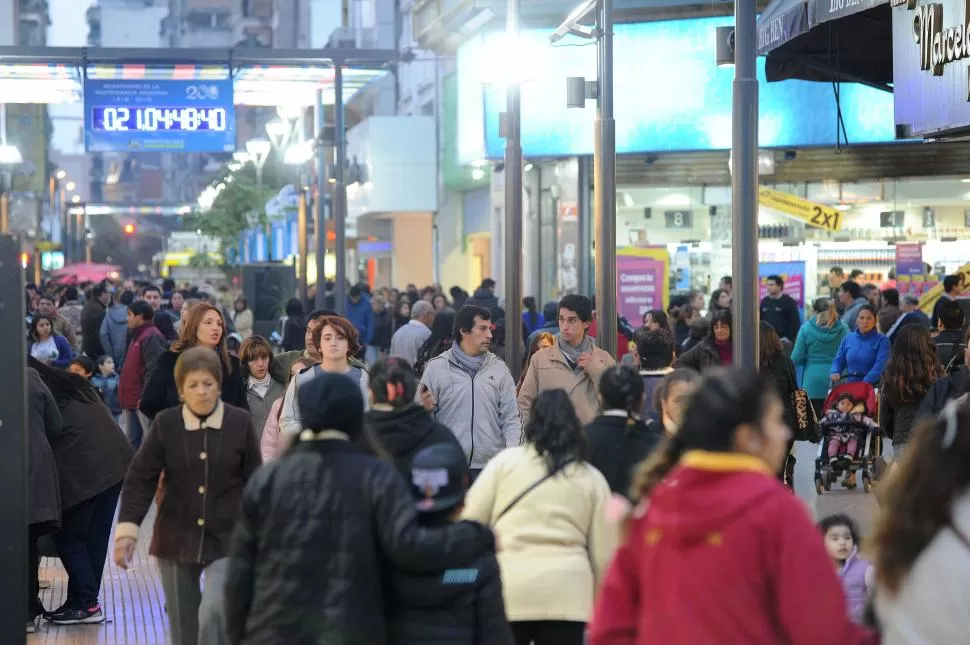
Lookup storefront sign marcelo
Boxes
[896,0,970,99]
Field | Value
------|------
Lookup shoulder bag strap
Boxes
[495,461,573,522]
[949,522,970,551]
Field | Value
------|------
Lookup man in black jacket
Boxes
[760,274,801,344]
[388,443,513,645]
[933,299,967,372]
[81,284,111,358]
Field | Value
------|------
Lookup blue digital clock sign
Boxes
[91,107,229,132]
[83,76,236,153]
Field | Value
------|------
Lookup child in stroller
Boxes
[816,392,880,491]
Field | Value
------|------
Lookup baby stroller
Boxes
[813,381,883,495]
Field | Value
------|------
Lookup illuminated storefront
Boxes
[454,15,970,303]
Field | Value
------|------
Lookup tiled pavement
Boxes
[29,508,169,645]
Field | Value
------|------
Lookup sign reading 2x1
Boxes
[84,77,236,153]
[758,187,844,232]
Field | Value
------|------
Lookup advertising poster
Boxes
[673,245,691,290]
[616,246,670,323]
[759,261,806,315]
[557,201,579,295]
[895,243,924,277]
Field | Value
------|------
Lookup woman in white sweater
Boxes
[463,389,617,645]
[871,395,970,643]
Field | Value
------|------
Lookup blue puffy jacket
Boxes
[345,295,374,345]
[791,318,850,400]
[830,328,890,386]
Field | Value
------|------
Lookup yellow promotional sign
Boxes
[918,263,970,315]
[758,188,844,232]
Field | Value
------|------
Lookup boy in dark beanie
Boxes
[388,443,514,645]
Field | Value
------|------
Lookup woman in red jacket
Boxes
[588,367,876,645]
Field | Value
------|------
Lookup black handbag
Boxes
[788,363,821,443]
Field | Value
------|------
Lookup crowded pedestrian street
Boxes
[6,0,970,642]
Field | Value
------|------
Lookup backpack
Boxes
[939,341,967,375]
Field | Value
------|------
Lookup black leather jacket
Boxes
[224,439,496,645]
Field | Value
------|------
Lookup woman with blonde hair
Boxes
[140,302,249,421]
[791,297,850,416]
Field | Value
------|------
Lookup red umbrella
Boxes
[50,263,121,284]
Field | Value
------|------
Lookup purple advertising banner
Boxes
[616,248,669,323]
[895,242,923,277]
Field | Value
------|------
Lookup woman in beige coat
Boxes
[517,294,615,425]
[232,297,254,340]
[463,389,616,645]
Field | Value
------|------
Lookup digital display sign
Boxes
[457,17,897,162]
[90,107,229,133]
[84,77,236,153]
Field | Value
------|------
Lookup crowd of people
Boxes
[17,269,970,644]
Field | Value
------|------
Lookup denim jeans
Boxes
[124,409,144,449]
[365,345,383,366]
[156,557,230,645]
[51,482,122,609]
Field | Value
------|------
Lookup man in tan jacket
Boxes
[517,294,615,425]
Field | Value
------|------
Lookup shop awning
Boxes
[757,0,809,57]
[759,0,892,91]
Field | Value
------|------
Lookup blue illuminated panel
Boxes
[457,17,896,161]
[84,78,236,153]
[90,106,228,133]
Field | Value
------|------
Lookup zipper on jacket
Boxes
[449,358,479,468]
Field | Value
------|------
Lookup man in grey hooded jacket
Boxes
[419,305,521,480]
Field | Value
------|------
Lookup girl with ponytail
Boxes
[364,357,464,479]
[585,365,664,499]
[588,367,876,645]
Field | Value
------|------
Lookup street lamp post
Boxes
[314,88,328,311]
[0,102,23,234]
[245,138,272,262]
[333,65,348,316]
[732,0,760,369]
[551,0,617,357]
[503,0,525,383]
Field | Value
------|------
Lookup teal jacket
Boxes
[790,318,850,400]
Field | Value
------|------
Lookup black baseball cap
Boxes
[410,444,470,513]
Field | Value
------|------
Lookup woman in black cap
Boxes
[224,371,497,645]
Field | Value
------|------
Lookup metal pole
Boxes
[504,0,524,382]
[76,210,84,263]
[314,88,327,311]
[577,156,591,296]
[297,186,308,303]
[0,186,8,234]
[334,65,347,316]
[732,0,760,370]
[83,204,91,263]
[0,233,27,643]
[593,0,617,356]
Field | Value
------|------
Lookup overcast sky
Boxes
[48,0,94,154]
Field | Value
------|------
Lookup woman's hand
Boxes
[831,373,841,383]
[114,537,137,570]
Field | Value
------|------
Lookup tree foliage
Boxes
[183,151,294,253]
